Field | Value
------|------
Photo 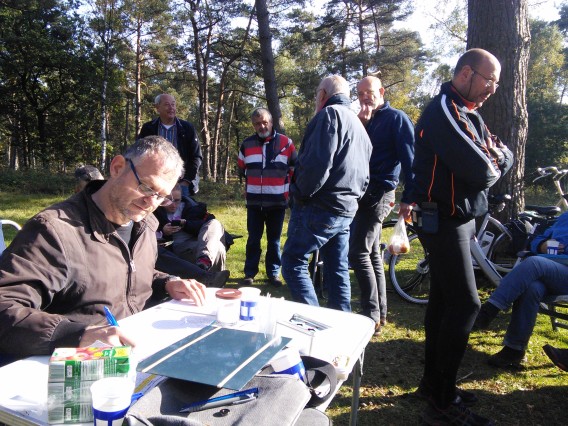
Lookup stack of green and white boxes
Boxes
[47,346,132,424]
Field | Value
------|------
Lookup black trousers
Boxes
[418,218,481,408]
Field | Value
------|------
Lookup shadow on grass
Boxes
[329,334,568,425]
[331,384,568,425]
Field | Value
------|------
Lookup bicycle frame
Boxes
[470,238,502,286]
[531,166,568,210]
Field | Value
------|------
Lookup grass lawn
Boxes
[1,182,568,425]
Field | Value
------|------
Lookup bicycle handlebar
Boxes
[534,166,568,183]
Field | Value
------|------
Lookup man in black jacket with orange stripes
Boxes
[411,49,513,425]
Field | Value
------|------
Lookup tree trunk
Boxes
[255,0,285,134]
[188,1,212,181]
[356,1,367,76]
[135,19,143,136]
[124,97,130,152]
[223,94,235,184]
[468,0,530,220]
[100,77,108,170]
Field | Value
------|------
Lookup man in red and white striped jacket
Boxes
[237,108,297,287]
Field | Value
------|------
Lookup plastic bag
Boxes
[388,216,410,255]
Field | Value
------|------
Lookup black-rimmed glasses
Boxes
[471,68,499,89]
[127,159,174,206]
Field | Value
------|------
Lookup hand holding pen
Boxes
[179,387,259,413]
[104,306,119,326]
[78,306,137,348]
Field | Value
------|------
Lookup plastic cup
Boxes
[215,288,242,326]
[547,239,560,255]
[270,348,306,382]
[90,377,134,426]
[239,287,261,321]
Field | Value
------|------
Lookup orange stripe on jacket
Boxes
[451,100,476,142]
[427,155,437,203]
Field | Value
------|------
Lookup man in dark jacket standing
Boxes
[0,136,206,359]
[282,75,372,312]
[411,49,513,425]
[349,75,415,335]
[139,93,203,197]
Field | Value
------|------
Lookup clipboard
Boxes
[136,326,290,390]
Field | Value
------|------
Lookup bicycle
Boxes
[526,166,568,211]
[382,195,561,305]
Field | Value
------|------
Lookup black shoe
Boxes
[207,270,230,288]
[543,344,568,372]
[268,276,283,287]
[422,401,494,425]
[414,379,478,407]
[240,276,254,286]
[487,346,526,369]
[473,302,500,330]
[374,322,382,336]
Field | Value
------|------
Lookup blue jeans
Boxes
[282,204,353,311]
[348,190,395,322]
[488,256,568,350]
[244,207,286,278]
[180,184,190,198]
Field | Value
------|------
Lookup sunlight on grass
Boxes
[1,185,568,424]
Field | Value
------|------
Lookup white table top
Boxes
[0,289,374,426]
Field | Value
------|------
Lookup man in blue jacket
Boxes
[349,76,414,335]
[411,49,513,425]
[474,211,568,368]
[282,75,372,312]
[139,94,203,197]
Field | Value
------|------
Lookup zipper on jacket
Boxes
[112,226,142,316]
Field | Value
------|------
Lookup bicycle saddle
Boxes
[524,205,561,216]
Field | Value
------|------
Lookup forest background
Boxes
[2,2,568,424]
[1,0,567,201]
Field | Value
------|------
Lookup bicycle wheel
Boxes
[487,231,516,274]
[387,232,430,305]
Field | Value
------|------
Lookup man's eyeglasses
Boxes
[471,68,499,89]
[127,159,174,206]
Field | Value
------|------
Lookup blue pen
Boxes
[179,387,259,413]
[104,306,119,326]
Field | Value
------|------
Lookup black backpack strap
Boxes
[301,356,338,407]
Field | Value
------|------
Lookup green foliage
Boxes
[1,0,567,187]
[525,19,568,175]
[0,168,74,195]
[0,0,105,169]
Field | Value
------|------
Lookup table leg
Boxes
[349,349,365,426]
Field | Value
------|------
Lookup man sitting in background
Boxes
[474,211,568,368]
[155,246,229,288]
[74,165,104,193]
[154,184,227,272]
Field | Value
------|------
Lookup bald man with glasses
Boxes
[410,49,513,425]
[0,136,206,360]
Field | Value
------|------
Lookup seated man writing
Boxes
[0,136,206,359]
[154,184,227,272]
[474,211,568,368]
